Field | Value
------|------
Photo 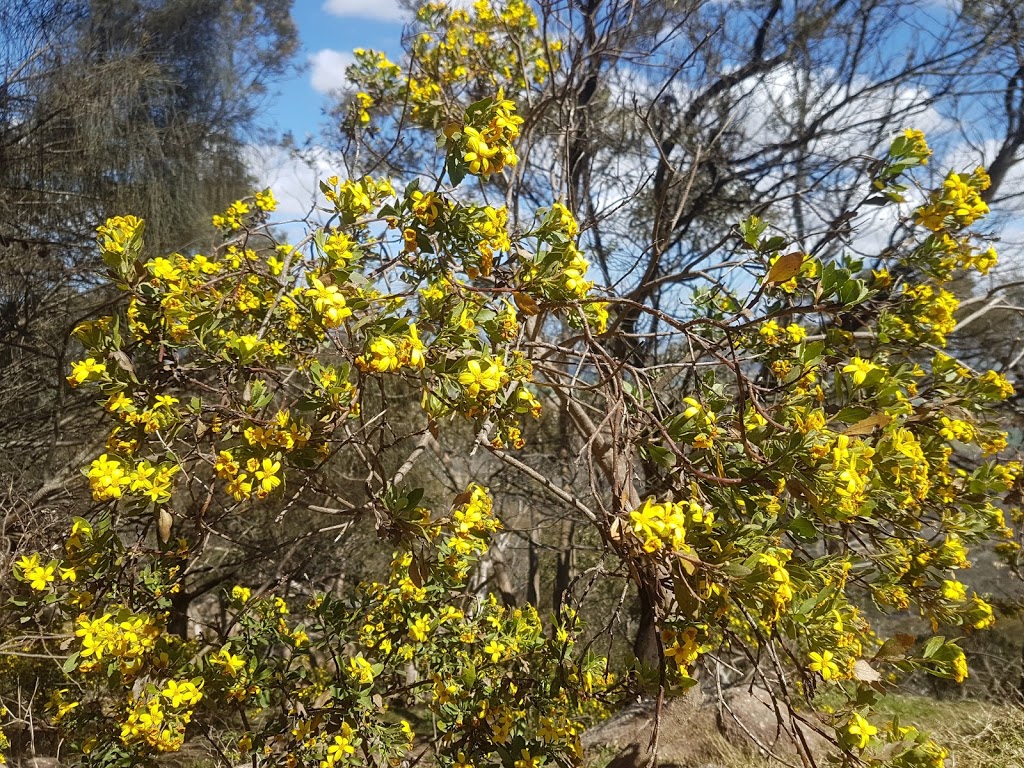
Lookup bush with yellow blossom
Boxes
[3,5,1023,768]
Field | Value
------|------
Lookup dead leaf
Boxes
[110,350,135,375]
[765,252,804,284]
[874,633,916,660]
[843,412,892,436]
[853,659,882,684]
[609,516,623,543]
[156,508,173,544]
[513,291,541,316]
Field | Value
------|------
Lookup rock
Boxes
[718,685,832,761]
[585,686,832,767]
[17,759,59,768]
[585,690,719,768]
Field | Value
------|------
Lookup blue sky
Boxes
[247,0,415,220]
[259,1,407,141]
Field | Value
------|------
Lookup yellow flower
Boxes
[409,615,431,642]
[214,450,238,479]
[322,725,356,767]
[67,358,106,388]
[402,324,427,369]
[458,357,505,398]
[210,648,246,677]
[483,639,506,662]
[808,650,840,680]
[847,713,877,750]
[348,655,376,684]
[254,458,281,496]
[842,357,879,386]
[227,473,252,501]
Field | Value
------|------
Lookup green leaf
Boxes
[721,562,753,578]
[647,443,676,469]
[922,635,945,659]
[63,652,80,674]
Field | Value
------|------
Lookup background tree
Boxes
[0,0,297,510]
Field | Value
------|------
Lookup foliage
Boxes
[4,2,1024,768]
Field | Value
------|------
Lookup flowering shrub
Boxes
[2,5,1022,768]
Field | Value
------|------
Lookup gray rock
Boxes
[585,686,832,768]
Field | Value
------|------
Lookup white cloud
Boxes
[245,144,346,225]
[322,0,405,22]
[309,49,356,96]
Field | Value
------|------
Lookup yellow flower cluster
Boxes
[901,284,959,345]
[561,246,593,300]
[211,199,252,231]
[306,277,352,328]
[629,497,708,553]
[468,204,511,276]
[759,319,807,346]
[461,94,523,177]
[355,325,427,373]
[393,0,558,127]
[75,609,160,674]
[15,553,66,591]
[827,435,876,519]
[86,454,179,503]
[901,128,931,162]
[915,168,990,231]
[980,369,1014,400]
[219,456,282,501]
[243,411,312,453]
[322,175,395,216]
[96,215,143,256]
[411,190,445,226]
[452,484,501,540]
[120,680,202,753]
[662,627,701,670]
[679,396,719,449]
[754,549,794,621]
[87,453,131,501]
